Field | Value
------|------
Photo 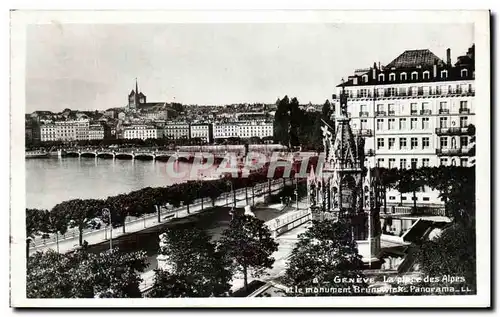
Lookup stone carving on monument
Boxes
[307,85,382,268]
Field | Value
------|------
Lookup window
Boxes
[377,158,385,167]
[362,75,368,83]
[378,73,385,82]
[411,103,418,114]
[439,101,448,112]
[460,136,469,148]
[389,196,396,201]
[461,69,468,77]
[460,117,468,128]
[377,104,384,112]
[400,158,407,169]
[377,138,385,149]
[388,138,395,149]
[376,119,384,130]
[399,138,407,149]
[422,158,430,167]
[387,87,397,96]
[440,137,448,148]
[398,87,407,96]
[421,118,430,129]
[411,137,418,149]
[441,70,448,79]
[411,158,418,169]
[360,119,367,129]
[360,104,367,112]
[411,72,418,80]
[388,118,396,130]
[400,72,407,81]
[460,158,468,167]
[423,197,430,202]
[389,73,396,81]
[411,118,418,130]
[388,104,395,114]
[399,118,407,130]
[460,101,469,110]
[440,117,448,128]
[388,158,396,168]
[358,89,369,97]
[423,71,430,79]
[440,158,448,166]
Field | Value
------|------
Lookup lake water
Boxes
[25,157,218,210]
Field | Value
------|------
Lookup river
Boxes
[26,157,219,210]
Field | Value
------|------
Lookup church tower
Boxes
[127,78,146,110]
[308,84,382,267]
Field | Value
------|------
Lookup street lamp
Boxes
[102,208,112,251]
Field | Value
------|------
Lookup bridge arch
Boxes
[115,153,134,160]
[80,152,97,158]
[97,152,115,159]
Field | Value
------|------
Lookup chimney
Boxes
[372,63,377,80]
[446,48,451,65]
[433,61,437,78]
[353,77,358,85]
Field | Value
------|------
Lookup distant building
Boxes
[89,123,106,140]
[127,79,147,111]
[53,119,89,141]
[123,125,160,140]
[213,121,273,140]
[40,123,57,142]
[189,123,213,144]
[163,123,190,140]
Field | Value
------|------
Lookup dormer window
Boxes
[461,69,468,77]
[400,72,407,81]
[411,72,418,80]
[362,74,368,83]
[441,70,448,79]
[389,73,396,81]
[423,71,430,79]
[378,73,385,82]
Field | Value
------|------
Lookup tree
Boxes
[273,95,290,146]
[416,222,476,294]
[284,219,367,296]
[219,214,278,294]
[321,99,334,128]
[27,248,148,298]
[289,97,301,148]
[149,225,232,297]
[51,199,104,246]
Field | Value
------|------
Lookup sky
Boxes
[25,23,474,112]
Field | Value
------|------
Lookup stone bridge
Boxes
[60,147,300,162]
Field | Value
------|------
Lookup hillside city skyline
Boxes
[26,23,473,113]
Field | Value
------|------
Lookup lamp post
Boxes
[102,208,112,251]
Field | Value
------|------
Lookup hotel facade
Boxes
[333,45,475,205]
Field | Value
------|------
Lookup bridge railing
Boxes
[381,206,447,217]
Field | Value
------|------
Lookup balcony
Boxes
[359,111,369,117]
[410,110,418,115]
[459,108,471,114]
[420,109,432,115]
[435,127,469,135]
[354,129,373,137]
[439,109,450,114]
[436,148,472,156]
[366,149,375,156]
[375,111,386,117]
[388,110,396,116]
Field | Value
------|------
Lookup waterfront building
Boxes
[51,119,89,141]
[40,123,57,142]
[88,123,106,140]
[333,45,475,205]
[189,123,213,144]
[163,122,190,140]
[123,124,160,140]
[213,121,274,140]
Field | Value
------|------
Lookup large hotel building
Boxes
[333,45,475,205]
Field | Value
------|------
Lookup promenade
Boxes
[29,179,295,255]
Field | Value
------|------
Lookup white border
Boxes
[9,10,491,308]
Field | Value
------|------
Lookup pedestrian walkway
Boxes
[138,199,310,294]
[30,179,293,255]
